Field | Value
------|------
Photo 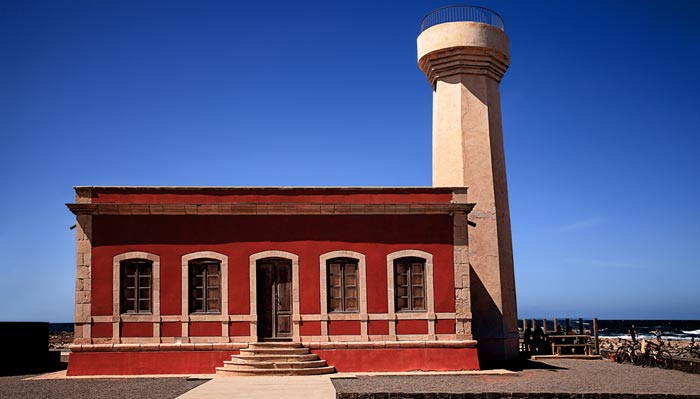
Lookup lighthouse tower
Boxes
[417,6,518,363]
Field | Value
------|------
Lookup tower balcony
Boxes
[420,5,505,32]
[417,6,510,87]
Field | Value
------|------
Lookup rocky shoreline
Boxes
[49,332,73,350]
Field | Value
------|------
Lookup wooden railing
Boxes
[519,317,601,356]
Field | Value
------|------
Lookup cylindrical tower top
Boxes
[417,6,509,88]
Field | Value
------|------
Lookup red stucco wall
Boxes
[368,320,389,335]
[312,348,479,372]
[67,348,478,375]
[396,320,428,335]
[189,322,220,337]
[299,321,321,336]
[161,322,181,337]
[121,322,152,337]
[228,322,249,336]
[90,214,456,332]
[67,351,237,375]
[436,319,456,335]
[92,323,112,338]
[328,321,361,336]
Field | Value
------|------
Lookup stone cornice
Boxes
[66,202,475,216]
[69,342,247,352]
[304,340,478,349]
[419,47,509,87]
[73,186,464,192]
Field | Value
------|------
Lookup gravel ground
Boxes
[332,359,700,396]
[0,375,207,399]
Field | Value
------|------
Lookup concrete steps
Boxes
[228,354,321,364]
[217,366,336,376]
[216,342,335,376]
[239,348,311,356]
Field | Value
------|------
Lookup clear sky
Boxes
[1,1,698,322]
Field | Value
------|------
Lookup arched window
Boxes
[386,250,433,316]
[189,259,221,314]
[394,257,426,312]
[327,257,359,313]
[120,259,153,314]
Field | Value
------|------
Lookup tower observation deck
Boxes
[420,5,505,32]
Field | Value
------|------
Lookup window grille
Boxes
[189,259,221,313]
[121,259,152,314]
[327,258,359,313]
[394,258,425,311]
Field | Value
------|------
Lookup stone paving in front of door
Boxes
[175,374,337,399]
[175,370,514,399]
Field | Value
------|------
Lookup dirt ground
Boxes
[332,359,700,396]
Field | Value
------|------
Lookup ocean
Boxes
[50,320,700,340]
[520,319,700,340]
[596,320,700,340]
[49,323,74,333]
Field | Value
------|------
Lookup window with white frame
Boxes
[120,259,153,314]
[327,257,359,313]
[394,257,426,312]
[189,259,221,314]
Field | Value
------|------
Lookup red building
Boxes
[66,7,519,375]
[66,187,480,375]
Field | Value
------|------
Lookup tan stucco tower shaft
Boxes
[418,21,518,363]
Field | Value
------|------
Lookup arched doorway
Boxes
[256,258,292,340]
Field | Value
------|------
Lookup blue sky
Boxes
[1,1,698,322]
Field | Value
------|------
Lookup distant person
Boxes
[565,325,575,342]
[629,324,637,343]
[564,326,576,350]
[655,329,662,344]
[537,326,548,354]
[533,325,544,354]
[523,326,532,354]
[552,325,564,345]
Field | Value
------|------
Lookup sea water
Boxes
[49,323,74,333]
[520,319,700,340]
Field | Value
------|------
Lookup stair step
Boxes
[222,359,328,370]
[231,354,320,363]
[217,342,334,376]
[239,348,310,356]
[248,342,302,349]
[216,365,335,376]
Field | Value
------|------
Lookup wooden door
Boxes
[256,260,292,340]
[274,263,292,338]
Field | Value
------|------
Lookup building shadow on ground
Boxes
[501,357,568,372]
[0,359,67,377]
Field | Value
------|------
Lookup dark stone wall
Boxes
[0,322,62,375]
